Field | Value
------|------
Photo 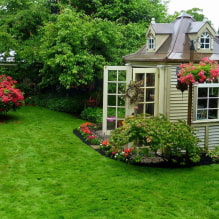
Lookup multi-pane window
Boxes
[103,66,132,134]
[196,84,219,120]
[133,68,158,116]
[106,70,126,129]
[148,35,155,49]
[199,32,210,49]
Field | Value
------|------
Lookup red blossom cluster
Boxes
[0,75,24,112]
[101,139,109,146]
[123,148,133,157]
[111,147,133,157]
[79,122,98,141]
[177,57,219,85]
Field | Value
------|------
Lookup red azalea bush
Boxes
[177,57,219,84]
[0,75,24,113]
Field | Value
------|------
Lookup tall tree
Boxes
[71,0,169,24]
[0,0,170,91]
[39,8,126,88]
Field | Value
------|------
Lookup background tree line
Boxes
[0,0,206,113]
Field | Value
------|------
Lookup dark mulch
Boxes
[73,129,219,168]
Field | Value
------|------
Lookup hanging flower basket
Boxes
[177,57,219,85]
[177,57,219,126]
[125,80,144,104]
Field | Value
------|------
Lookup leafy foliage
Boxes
[0,0,207,97]
[0,0,170,92]
[109,114,201,165]
[80,106,126,125]
[80,107,103,125]
[39,8,128,88]
[207,146,219,162]
[71,0,169,24]
[26,94,85,114]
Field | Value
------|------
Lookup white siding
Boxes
[195,126,206,148]
[193,124,219,149]
[168,66,188,122]
[208,126,219,149]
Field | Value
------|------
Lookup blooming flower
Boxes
[177,57,219,85]
[146,137,152,143]
[0,75,24,112]
[88,135,97,139]
[107,116,116,122]
[101,139,109,146]
[78,122,101,145]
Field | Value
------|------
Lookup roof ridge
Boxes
[167,16,184,57]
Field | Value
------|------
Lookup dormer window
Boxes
[148,35,155,50]
[199,32,210,49]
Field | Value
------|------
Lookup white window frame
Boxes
[147,35,155,50]
[199,32,211,49]
[194,83,219,122]
[103,66,132,135]
[133,68,159,116]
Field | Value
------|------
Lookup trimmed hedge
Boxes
[25,95,85,114]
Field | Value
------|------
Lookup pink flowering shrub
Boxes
[178,57,219,84]
[78,122,101,145]
[0,75,24,113]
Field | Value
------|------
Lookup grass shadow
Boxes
[0,113,21,123]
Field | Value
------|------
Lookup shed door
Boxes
[133,68,159,116]
[102,66,132,135]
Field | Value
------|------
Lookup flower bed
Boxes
[75,116,219,168]
[77,122,102,145]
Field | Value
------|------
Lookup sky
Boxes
[167,0,219,30]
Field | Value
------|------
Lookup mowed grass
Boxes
[0,106,219,219]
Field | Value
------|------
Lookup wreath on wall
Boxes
[125,80,144,104]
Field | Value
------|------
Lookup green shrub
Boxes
[80,107,103,125]
[25,95,84,114]
[109,114,201,165]
[80,107,126,125]
[207,146,219,162]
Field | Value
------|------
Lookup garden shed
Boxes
[102,13,219,150]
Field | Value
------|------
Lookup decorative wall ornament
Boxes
[125,80,144,104]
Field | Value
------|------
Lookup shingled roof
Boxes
[123,13,219,63]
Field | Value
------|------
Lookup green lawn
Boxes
[0,106,219,219]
